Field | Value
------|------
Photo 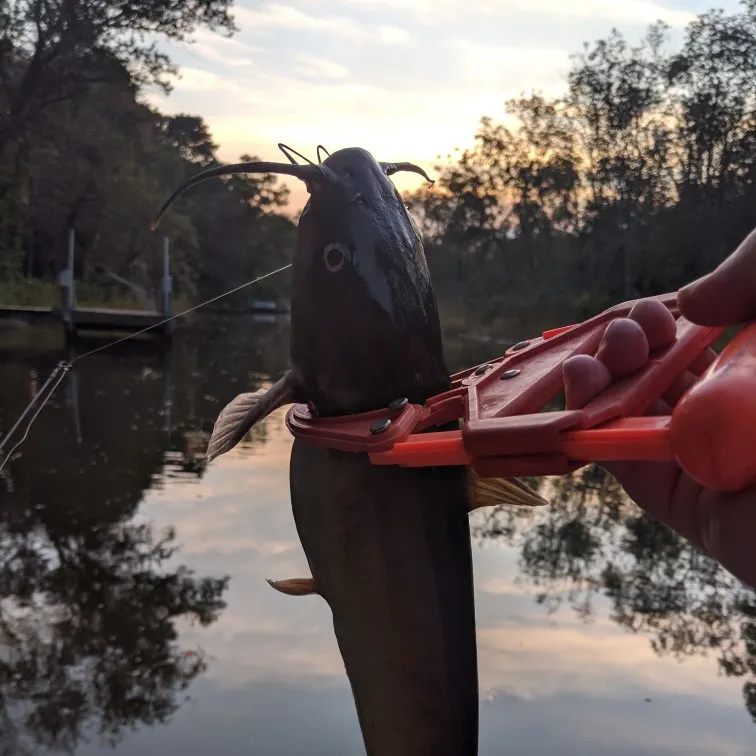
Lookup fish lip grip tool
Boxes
[285,292,756,493]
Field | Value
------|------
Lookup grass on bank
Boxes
[0,276,191,311]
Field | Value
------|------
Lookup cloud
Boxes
[182,26,259,68]
[169,67,243,94]
[508,0,694,26]
[294,54,349,79]
[142,414,737,705]
[452,39,571,90]
[234,4,415,45]
[377,25,415,45]
[335,0,695,27]
[188,43,256,69]
[148,0,706,216]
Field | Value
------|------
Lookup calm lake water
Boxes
[0,313,754,756]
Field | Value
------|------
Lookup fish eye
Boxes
[323,242,349,272]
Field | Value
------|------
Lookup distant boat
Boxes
[202,298,289,315]
[250,300,278,311]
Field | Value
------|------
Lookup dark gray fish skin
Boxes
[158,145,481,754]
[290,147,451,417]
[287,147,479,755]
[289,442,478,756]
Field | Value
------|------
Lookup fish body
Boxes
[290,442,478,755]
[286,148,478,753]
[153,144,545,756]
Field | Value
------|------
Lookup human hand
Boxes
[563,227,756,589]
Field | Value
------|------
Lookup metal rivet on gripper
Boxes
[370,418,392,434]
[509,340,530,352]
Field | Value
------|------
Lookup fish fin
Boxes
[206,371,296,462]
[467,469,548,511]
[266,577,320,596]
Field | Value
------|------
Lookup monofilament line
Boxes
[72,263,293,362]
[0,263,293,471]
[0,361,71,473]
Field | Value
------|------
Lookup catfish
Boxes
[152,146,546,755]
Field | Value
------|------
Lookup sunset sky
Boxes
[145,0,742,213]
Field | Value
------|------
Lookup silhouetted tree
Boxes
[408,1,756,333]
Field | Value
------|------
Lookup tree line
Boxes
[0,0,294,306]
[409,1,755,332]
[1,0,754,328]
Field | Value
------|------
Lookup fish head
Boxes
[149,146,451,416]
[291,147,451,415]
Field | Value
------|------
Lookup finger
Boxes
[605,459,711,553]
[564,311,660,410]
[563,354,611,409]
[628,298,677,350]
[678,226,756,326]
[564,300,699,412]
[608,459,756,589]
[595,319,649,377]
[694,486,756,589]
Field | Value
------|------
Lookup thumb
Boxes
[678,227,756,326]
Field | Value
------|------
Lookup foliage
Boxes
[0,0,296,309]
[408,1,756,334]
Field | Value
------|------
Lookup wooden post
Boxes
[161,236,173,327]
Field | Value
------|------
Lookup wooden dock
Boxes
[0,304,171,335]
[0,305,55,324]
[0,229,174,339]
[63,306,169,332]
[0,230,285,340]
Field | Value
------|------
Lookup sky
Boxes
[145,0,745,214]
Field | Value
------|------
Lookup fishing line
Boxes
[0,263,292,472]
[72,263,292,362]
[0,361,71,473]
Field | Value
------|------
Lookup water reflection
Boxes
[0,315,291,754]
[472,467,756,724]
[0,313,754,754]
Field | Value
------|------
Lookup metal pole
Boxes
[58,228,75,332]
[162,236,173,323]
[67,228,76,312]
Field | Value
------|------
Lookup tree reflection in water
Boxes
[0,517,228,755]
[471,465,756,723]
[0,323,269,754]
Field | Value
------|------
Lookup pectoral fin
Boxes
[206,371,297,462]
[467,468,547,510]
